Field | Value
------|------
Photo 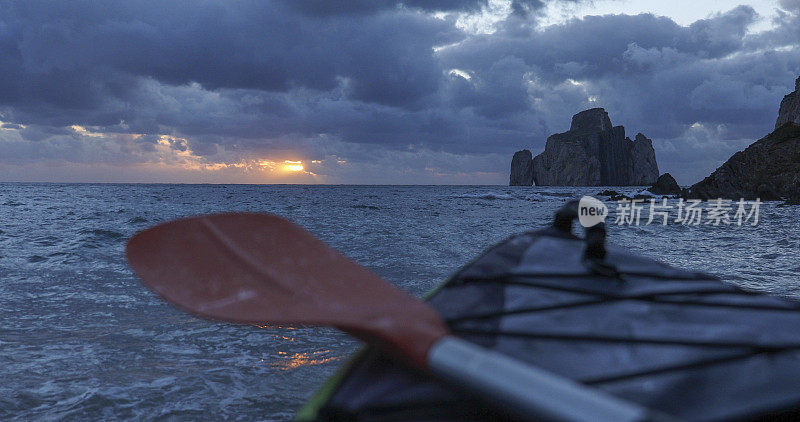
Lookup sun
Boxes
[284,160,304,172]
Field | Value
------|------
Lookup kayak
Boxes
[297,203,800,421]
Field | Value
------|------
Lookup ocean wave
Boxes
[78,229,126,248]
[80,229,125,240]
[525,193,545,201]
[453,192,515,200]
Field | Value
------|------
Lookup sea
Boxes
[2,183,799,420]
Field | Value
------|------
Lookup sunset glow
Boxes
[284,160,304,172]
[0,0,797,187]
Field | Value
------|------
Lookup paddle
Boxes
[126,213,664,421]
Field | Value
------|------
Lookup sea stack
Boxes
[509,149,534,186]
[510,108,659,186]
[687,76,800,200]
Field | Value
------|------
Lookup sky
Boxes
[0,0,798,185]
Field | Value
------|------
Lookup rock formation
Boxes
[687,77,800,201]
[509,149,534,186]
[510,108,659,186]
[649,173,681,195]
[629,134,660,185]
[686,123,800,200]
[776,76,800,129]
[784,192,800,206]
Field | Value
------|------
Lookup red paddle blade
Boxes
[125,213,449,365]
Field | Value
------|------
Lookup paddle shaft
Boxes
[428,336,658,422]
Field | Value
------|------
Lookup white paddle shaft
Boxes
[428,336,671,422]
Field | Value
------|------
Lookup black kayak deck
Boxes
[298,224,800,421]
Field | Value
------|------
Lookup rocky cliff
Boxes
[509,149,534,185]
[687,77,800,201]
[776,76,800,129]
[510,108,659,186]
[686,123,800,200]
[629,133,660,185]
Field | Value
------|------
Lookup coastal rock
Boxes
[783,192,800,206]
[649,173,681,195]
[686,77,800,201]
[629,134,660,185]
[522,108,659,186]
[570,107,612,132]
[509,149,534,186]
[531,131,601,185]
[686,123,800,200]
[776,76,800,129]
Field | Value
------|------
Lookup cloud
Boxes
[0,0,798,183]
[2,1,460,104]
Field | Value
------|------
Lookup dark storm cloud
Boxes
[280,0,486,16]
[279,0,549,16]
[1,1,457,108]
[439,5,799,144]
[440,6,759,83]
[0,0,799,183]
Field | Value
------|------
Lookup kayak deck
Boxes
[299,224,800,421]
